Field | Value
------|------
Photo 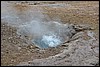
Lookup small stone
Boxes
[2,24,5,27]
[11,59,15,62]
[93,47,99,54]
[39,50,45,54]
[8,37,13,39]
[87,31,95,39]
[18,47,21,50]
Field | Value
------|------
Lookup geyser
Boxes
[1,2,76,49]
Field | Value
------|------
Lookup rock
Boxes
[93,47,99,55]
[87,31,96,40]
[18,47,21,50]
[17,34,99,66]
[73,24,94,32]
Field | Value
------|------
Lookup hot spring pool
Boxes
[32,34,62,48]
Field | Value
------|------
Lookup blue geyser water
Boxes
[32,34,62,48]
[42,35,61,47]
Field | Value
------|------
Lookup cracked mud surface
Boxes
[1,1,99,66]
